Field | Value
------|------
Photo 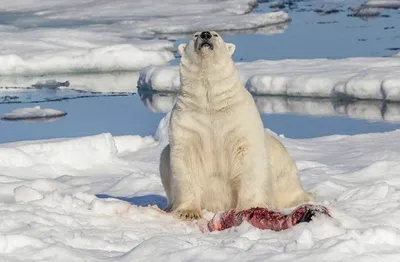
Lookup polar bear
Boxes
[159,30,313,220]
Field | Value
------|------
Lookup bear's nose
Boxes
[200,31,212,40]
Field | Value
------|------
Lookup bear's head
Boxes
[178,30,236,67]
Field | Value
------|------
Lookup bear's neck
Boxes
[178,58,243,110]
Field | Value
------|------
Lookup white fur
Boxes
[160,31,313,220]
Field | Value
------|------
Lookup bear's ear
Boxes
[226,43,236,56]
[178,44,186,56]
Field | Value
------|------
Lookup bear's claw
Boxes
[175,209,201,221]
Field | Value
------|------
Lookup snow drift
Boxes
[1,114,400,260]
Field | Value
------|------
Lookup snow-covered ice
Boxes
[1,0,400,260]
[0,0,258,19]
[138,56,400,101]
[349,0,400,16]
[2,114,400,260]
[0,0,287,39]
[365,0,400,9]
[0,0,289,79]
[0,26,174,76]
[1,105,67,121]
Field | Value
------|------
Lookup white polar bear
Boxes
[159,30,313,220]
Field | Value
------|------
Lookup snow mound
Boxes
[138,57,400,101]
[1,106,67,121]
[0,133,118,171]
[2,113,400,260]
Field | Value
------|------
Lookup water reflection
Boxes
[1,116,66,123]
[138,90,400,123]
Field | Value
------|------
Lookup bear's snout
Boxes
[200,31,212,40]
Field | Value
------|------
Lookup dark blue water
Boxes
[1,94,400,143]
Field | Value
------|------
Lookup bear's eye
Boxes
[213,34,218,37]
[194,34,199,38]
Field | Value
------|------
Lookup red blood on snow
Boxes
[205,204,330,232]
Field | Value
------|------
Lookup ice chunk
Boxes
[349,6,381,17]
[0,133,119,170]
[1,105,67,121]
[139,57,400,101]
[349,0,400,17]
[14,186,43,203]
[0,40,174,76]
[365,0,400,9]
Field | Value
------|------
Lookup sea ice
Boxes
[365,0,400,9]
[0,114,400,260]
[349,0,400,16]
[0,27,174,76]
[0,0,289,79]
[1,105,67,121]
[139,57,400,101]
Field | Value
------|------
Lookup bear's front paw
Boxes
[174,209,201,221]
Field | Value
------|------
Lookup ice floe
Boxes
[138,57,400,101]
[1,105,67,121]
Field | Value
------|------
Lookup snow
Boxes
[0,0,258,17]
[0,26,174,76]
[138,57,400,101]
[0,0,289,79]
[1,0,400,260]
[2,114,400,260]
[138,91,400,123]
[1,105,67,121]
[0,0,289,39]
